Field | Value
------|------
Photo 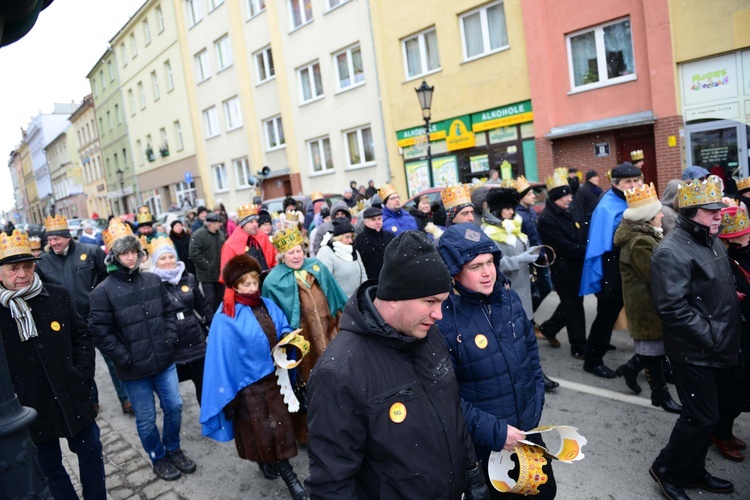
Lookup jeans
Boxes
[36,422,106,500]
[121,364,183,464]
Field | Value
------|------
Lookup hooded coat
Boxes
[306,282,477,499]
[312,201,352,255]
[613,219,663,341]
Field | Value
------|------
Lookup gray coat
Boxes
[316,245,367,298]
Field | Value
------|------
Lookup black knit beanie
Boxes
[332,219,355,237]
[548,185,572,201]
[376,230,451,301]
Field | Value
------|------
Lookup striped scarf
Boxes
[0,273,44,342]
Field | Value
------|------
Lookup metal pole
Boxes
[425,116,433,183]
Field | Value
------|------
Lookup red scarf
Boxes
[222,289,262,318]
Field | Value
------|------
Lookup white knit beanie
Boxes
[623,200,663,222]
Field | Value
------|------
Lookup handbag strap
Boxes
[166,283,206,323]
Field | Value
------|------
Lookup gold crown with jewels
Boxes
[677,176,723,208]
[136,206,153,224]
[148,236,174,256]
[44,214,69,232]
[545,168,569,191]
[272,226,304,254]
[0,229,34,262]
[441,184,473,209]
[625,182,659,209]
[630,149,644,161]
[736,177,750,193]
[720,206,750,238]
[515,175,531,194]
[237,204,261,221]
[28,236,42,250]
[102,219,134,250]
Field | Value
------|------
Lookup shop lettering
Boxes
[690,69,730,91]
[481,103,527,121]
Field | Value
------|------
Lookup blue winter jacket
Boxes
[381,206,419,236]
[436,279,544,462]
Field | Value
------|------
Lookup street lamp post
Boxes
[115,168,128,214]
[415,80,435,178]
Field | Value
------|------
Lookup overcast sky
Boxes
[0,0,146,216]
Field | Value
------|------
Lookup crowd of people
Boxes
[0,164,748,499]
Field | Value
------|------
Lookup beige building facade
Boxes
[70,96,109,219]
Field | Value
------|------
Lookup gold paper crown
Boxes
[630,149,644,161]
[720,206,750,238]
[139,235,149,251]
[500,179,517,189]
[677,177,723,208]
[625,182,659,209]
[148,236,174,256]
[545,168,570,191]
[736,177,750,193]
[136,206,153,224]
[515,175,531,194]
[272,226,304,254]
[378,184,397,202]
[310,191,325,203]
[237,204,260,221]
[102,219,134,250]
[441,184,473,209]
[28,236,42,250]
[44,214,69,232]
[0,230,33,261]
[489,445,548,495]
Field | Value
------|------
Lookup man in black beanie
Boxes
[306,230,488,499]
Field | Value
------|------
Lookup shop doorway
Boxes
[685,120,748,194]
[616,127,657,189]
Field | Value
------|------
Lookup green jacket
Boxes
[189,226,225,282]
[613,219,663,341]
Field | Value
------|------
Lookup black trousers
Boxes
[584,288,623,365]
[176,358,206,406]
[653,361,734,481]
[713,362,744,439]
[540,293,587,355]
[482,433,557,499]
[200,281,225,314]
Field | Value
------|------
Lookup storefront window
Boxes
[689,125,738,190]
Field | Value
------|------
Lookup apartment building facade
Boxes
[46,124,87,218]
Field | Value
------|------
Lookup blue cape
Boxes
[579,189,627,296]
[199,297,291,442]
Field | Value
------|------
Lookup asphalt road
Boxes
[84,292,749,499]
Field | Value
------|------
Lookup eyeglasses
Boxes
[5,261,35,275]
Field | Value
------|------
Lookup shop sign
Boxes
[445,116,476,151]
[472,100,533,132]
[685,102,740,122]
[680,53,738,107]
[489,126,518,144]
[470,154,489,173]
[397,122,447,147]
[431,156,459,187]
[405,160,431,197]
[594,142,610,157]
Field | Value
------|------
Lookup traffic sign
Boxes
[184,171,193,184]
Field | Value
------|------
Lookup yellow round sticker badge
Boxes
[312,265,320,272]
[475,334,488,349]
[50,321,61,332]
[389,402,407,424]
[79,254,87,261]
[245,246,250,252]
[391,226,398,232]
[181,285,190,293]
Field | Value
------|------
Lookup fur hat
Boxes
[377,230,451,301]
[486,188,520,215]
[105,234,145,266]
[222,254,262,289]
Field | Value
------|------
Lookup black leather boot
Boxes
[616,354,643,395]
[643,356,682,414]
[274,461,309,500]
[663,356,675,384]
[257,462,278,480]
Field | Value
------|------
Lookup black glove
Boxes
[465,464,489,499]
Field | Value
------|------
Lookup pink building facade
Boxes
[522,0,681,191]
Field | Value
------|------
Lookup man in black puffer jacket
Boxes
[649,178,740,499]
[90,224,197,482]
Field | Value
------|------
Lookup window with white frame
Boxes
[403,27,440,79]
[143,20,152,45]
[129,33,138,58]
[128,89,136,115]
[186,0,202,27]
[334,45,364,90]
[136,140,144,166]
[209,0,225,11]
[233,157,252,187]
[115,104,121,124]
[289,0,312,29]
[344,126,375,167]
[327,0,349,10]
[223,96,243,130]
[151,71,160,100]
[100,70,106,89]
[120,44,127,66]
[254,46,275,84]
[176,180,196,207]
[92,78,98,97]
[215,35,233,71]
[107,111,113,130]
[298,61,323,103]
[156,5,165,33]
[137,82,146,109]
[195,49,211,82]
[160,128,168,153]
[173,121,184,151]
[212,163,228,191]
[264,115,285,150]
[203,106,220,138]
[307,136,333,173]
[459,1,509,61]
[567,18,635,90]
[108,60,114,81]
[164,60,174,91]
[246,0,265,18]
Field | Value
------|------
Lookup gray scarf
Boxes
[0,273,44,342]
